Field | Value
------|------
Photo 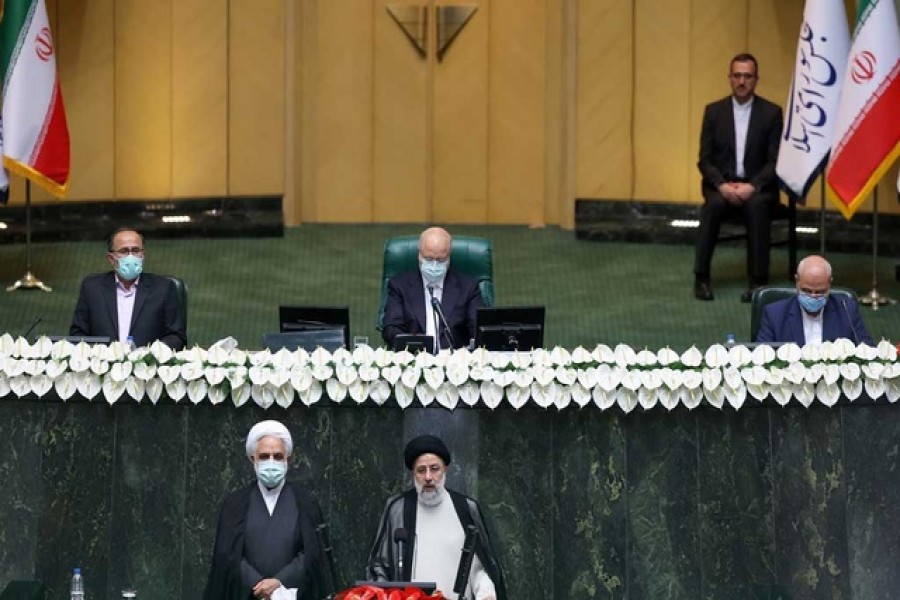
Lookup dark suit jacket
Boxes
[69,272,187,349]
[381,268,483,350]
[755,295,874,345]
[697,94,783,198]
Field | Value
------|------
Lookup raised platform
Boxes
[0,196,284,244]
[575,198,900,256]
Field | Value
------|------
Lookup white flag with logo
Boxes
[776,0,850,201]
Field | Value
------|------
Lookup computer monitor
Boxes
[475,306,545,351]
[278,305,350,348]
[391,334,434,353]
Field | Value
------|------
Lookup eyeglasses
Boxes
[111,247,144,258]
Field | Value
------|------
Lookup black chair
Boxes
[749,284,858,341]
[716,197,798,280]
[165,275,188,338]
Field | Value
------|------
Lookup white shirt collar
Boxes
[257,479,286,515]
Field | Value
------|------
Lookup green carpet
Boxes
[1,224,898,350]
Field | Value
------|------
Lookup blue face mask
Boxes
[420,259,448,284]
[116,255,143,281]
[798,292,828,314]
[255,459,287,489]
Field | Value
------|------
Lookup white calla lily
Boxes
[591,344,615,363]
[656,346,680,366]
[592,385,616,410]
[458,381,481,407]
[680,346,703,367]
[146,378,164,404]
[187,379,209,404]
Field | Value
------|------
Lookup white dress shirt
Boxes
[732,96,754,178]
[801,308,824,345]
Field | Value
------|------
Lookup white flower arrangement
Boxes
[0,335,898,410]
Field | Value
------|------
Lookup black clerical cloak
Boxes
[366,488,508,600]
[203,481,325,600]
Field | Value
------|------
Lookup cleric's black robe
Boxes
[203,481,325,600]
[365,488,508,600]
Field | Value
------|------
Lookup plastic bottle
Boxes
[725,333,736,347]
[70,567,85,600]
[126,335,136,352]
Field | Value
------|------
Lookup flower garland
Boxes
[0,334,898,411]
[336,585,443,600]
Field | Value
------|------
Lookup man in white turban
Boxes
[204,420,325,600]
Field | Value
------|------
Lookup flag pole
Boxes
[858,186,894,311]
[819,175,826,255]
[6,180,52,292]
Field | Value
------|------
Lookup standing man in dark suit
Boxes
[755,255,874,346]
[382,226,483,351]
[69,227,187,349]
[694,53,783,303]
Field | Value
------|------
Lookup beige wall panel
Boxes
[115,0,172,198]
[687,0,748,202]
[373,0,428,222]
[633,0,691,203]
[172,0,227,197]
[543,0,566,226]
[489,0,546,224]
[228,0,285,196]
[313,0,373,221]
[748,0,801,105]
[56,0,114,202]
[575,0,633,200]
[433,1,489,223]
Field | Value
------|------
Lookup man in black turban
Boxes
[366,435,507,600]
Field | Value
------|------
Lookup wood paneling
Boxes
[489,0,546,225]
[172,0,227,196]
[228,0,285,196]
[114,0,172,198]
[575,0,633,200]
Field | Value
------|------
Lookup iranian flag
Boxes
[825,0,900,219]
[0,0,70,197]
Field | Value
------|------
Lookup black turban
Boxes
[404,435,451,470]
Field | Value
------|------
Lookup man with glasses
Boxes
[69,227,187,349]
[694,52,783,303]
[755,255,873,346]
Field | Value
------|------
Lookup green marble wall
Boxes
[0,398,898,599]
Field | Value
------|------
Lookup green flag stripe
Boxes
[0,0,37,90]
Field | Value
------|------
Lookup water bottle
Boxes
[70,567,85,600]
[126,335,136,352]
[725,333,736,347]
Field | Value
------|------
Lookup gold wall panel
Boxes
[433,0,489,223]
[55,0,115,203]
[172,0,227,196]
[488,0,546,225]
[575,0,634,200]
[311,0,374,221]
[373,0,428,222]
[228,0,285,196]
[114,0,172,198]
[633,0,691,203]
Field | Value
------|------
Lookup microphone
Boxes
[393,527,408,579]
[840,298,861,345]
[427,288,455,349]
[453,525,479,596]
[316,523,340,597]
[23,316,42,340]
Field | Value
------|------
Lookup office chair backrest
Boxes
[165,275,188,332]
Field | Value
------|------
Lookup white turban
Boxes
[245,420,293,458]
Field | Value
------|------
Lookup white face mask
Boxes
[255,459,287,489]
[420,259,448,284]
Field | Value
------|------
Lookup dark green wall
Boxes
[0,397,898,599]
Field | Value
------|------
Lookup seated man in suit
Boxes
[382,227,483,351]
[69,227,187,349]
[694,52,783,303]
[755,255,874,346]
